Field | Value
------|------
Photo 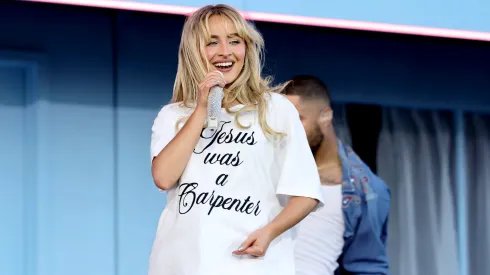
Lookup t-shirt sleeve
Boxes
[150,104,178,162]
[273,96,324,210]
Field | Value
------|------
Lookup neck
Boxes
[315,129,342,185]
[315,129,339,167]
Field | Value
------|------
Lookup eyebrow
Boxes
[210,33,240,39]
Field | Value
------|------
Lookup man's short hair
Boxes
[282,75,331,105]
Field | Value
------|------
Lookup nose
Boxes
[218,42,231,57]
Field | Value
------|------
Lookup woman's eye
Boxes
[230,40,240,45]
[207,41,217,46]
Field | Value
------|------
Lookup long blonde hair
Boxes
[172,4,284,137]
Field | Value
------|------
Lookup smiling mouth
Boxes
[213,61,234,70]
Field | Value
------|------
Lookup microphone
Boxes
[206,85,224,131]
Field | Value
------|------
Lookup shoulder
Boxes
[365,173,390,203]
[152,102,193,132]
[340,144,391,228]
[265,92,295,109]
[341,144,390,202]
[156,102,186,116]
[262,92,301,134]
[154,102,193,120]
[264,92,299,116]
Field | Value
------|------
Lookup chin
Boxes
[224,74,239,86]
[225,77,236,84]
[213,64,241,84]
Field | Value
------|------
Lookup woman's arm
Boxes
[151,71,225,190]
[266,196,319,237]
[151,107,206,190]
[233,196,318,257]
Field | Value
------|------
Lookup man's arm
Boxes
[340,186,391,275]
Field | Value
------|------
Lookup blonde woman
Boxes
[149,4,323,275]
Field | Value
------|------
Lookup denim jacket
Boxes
[334,140,391,275]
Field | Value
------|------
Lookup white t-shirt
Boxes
[148,93,324,275]
[293,184,345,275]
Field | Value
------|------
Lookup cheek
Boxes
[204,47,215,63]
[234,45,246,62]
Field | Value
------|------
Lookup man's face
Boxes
[285,95,324,150]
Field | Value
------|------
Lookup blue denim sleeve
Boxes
[380,191,390,248]
[340,181,391,275]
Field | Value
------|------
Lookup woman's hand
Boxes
[196,71,226,110]
[232,197,319,258]
[232,226,277,257]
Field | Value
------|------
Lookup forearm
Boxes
[265,196,319,239]
[151,107,206,190]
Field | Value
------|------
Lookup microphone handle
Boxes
[207,86,224,130]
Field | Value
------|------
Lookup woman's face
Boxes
[204,15,246,85]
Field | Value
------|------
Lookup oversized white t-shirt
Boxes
[148,92,324,275]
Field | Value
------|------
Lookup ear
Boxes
[318,108,333,127]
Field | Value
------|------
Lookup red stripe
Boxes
[24,0,490,42]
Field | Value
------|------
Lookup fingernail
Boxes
[238,246,243,251]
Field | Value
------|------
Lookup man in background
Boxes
[283,75,391,275]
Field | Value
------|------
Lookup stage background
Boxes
[1,1,489,275]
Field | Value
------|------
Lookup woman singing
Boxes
[149,4,323,275]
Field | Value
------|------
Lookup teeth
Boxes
[215,62,233,67]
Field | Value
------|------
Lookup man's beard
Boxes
[309,126,324,157]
